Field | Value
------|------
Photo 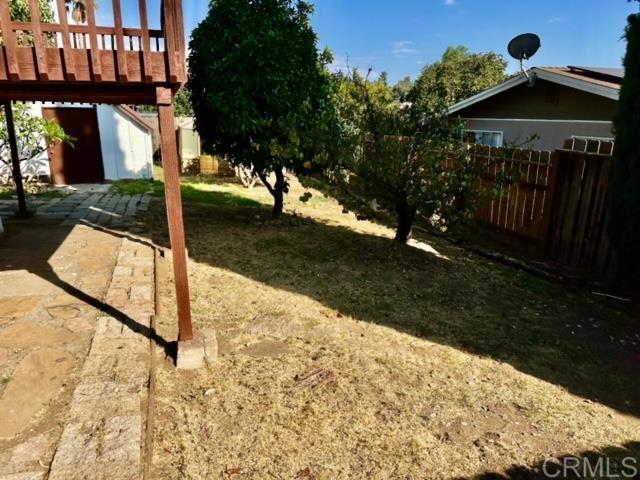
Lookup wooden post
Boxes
[156,87,193,341]
[3,102,28,217]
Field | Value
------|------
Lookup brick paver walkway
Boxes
[0,192,151,228]
[0,194,156,480]
[48,237,155,480]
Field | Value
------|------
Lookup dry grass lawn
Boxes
[145,177,640,480]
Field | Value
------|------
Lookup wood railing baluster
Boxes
[112,0,128,81]
[162,0,178,82]
[28,0,49,80]
[138,0,153,81]
[0,0,20,80]
[86,0,102,81]
[55,0,76,80]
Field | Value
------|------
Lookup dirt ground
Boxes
[146,178,640,480]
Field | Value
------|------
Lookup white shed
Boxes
[2,103,154,185]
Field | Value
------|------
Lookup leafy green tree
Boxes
[1,103,73,184]
[189,0,334,217]
[324,70,479,243]
[9,0,54,23]
[609,10,640,306]
[173,86,194,117]
[393,76,414,102]
[410,46,507,112]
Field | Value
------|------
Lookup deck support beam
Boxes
[3,101,28,217]
[156,87,193,342]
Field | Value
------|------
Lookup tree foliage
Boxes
[321,70,480,243]
[189,0,335,217]
[609,12,640,296]
[393,76,414,102]
[9,0,55,23]
[410,46,507,112]
[173,86,194,117]
[0,103,73,183]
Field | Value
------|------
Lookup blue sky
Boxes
[148,0,637,84]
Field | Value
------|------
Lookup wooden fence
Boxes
[473,139,616,278]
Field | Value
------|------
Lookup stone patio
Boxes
[0,190,151,228]
[0,193,157,480]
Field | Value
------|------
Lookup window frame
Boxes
[461,129,504,147]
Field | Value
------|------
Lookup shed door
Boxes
[43,107,105,185]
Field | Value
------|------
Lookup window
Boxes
[462,130,504,147]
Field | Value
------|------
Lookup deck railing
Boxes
[0,0,185,84]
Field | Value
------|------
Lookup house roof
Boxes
[449,66,622,115]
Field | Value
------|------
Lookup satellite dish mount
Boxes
[508,33,541,86]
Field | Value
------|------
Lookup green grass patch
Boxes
[110,179,161,196]
[110,178,261,208]
[0,377,10,386]
[178,183,261,207]
[0,187,66,199]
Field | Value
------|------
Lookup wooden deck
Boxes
[1,0,195,342]
[0,0,186,104]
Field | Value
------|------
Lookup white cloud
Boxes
[444,0,455,5]
[392,40,419,56]
[548,16,563,24]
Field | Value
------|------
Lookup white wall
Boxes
[1,103,153,184]
[97,106,153,181]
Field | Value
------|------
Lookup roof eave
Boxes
[448,67,619,116]
[448,73,528,115]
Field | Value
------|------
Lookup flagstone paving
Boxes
[0,191,151,228]
[0,192,156,480]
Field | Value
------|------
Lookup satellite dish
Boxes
[508,33,541,84]
[508,33,541,61]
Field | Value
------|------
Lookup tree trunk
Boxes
[3,101,28,218]
[272,169,286,218]
[395,198,416,244]
[256,168,286,218]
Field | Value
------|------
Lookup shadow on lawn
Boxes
[146,202,640,418]
[456,441,640,480]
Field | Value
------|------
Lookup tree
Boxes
[173,86,194,117]
[410,46,507,112]
[393,76,414,102]
[323,70,479,243]
[609,10,640,307]
[0,104,73,195]
[9,0,54,23]
[189,0,334,217]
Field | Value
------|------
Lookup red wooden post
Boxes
[3,101,28,217]
[138,0,153,82]
[0,0,20,80]
[112,0,128,81]
[55,0,77,81]
[86,0,102,81]
[156,87,193,341]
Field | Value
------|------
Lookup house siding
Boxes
[460,119,613,150]
[453,79,617,150]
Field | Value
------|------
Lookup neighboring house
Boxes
[449,66,622,150]
[1,103,154,185]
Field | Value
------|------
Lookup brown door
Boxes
[43,107,105,185]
